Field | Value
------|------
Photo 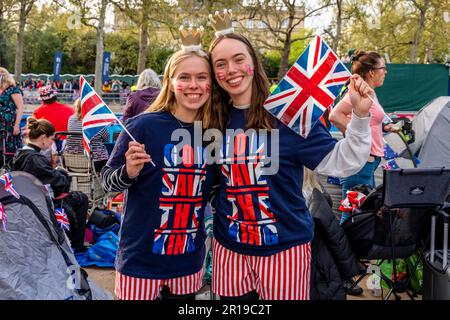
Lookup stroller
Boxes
[0,171,112,299]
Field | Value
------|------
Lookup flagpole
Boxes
[80,76,156,167]
[114,117,156,167]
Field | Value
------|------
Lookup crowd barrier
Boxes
[22,90,128,106]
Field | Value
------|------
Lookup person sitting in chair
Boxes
[64,98,109,173]
[12,117,89,253]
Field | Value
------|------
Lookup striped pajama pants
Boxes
[115,269,204,300]
[212,239,311,300]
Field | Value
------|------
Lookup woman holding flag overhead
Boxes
[329,49,399,225]
[100,26,218,300]
[207,10,373,300]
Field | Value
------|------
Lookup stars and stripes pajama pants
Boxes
[212,239,311,300]
[115,269,204,300]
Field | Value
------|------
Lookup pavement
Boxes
[85,267,421,300]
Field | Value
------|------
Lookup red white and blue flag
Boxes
[80,76,117,157]
[0,202,7,231]
[55,208,70,231]
[0,173,20,199]
[264,35,351,138]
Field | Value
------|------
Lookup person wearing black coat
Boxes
[12,117,89,253]
[308,188,361,300]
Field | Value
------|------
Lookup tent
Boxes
[407,96,450,168]
[0,171,112,300]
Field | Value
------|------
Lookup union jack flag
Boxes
[80,76,117,157]
[0,202,6,231]
[54,208,70,231]
[264,35,351,138]
[0,173,20,199]
[382,159,400,171]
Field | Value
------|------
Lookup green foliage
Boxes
[261,50,281,79]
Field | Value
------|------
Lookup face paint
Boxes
[217,72,226,81]
[245,64,254,76]
[205,83,211,94]
[176,84,184,92]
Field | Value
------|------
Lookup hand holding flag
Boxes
[79,76,155,167]
[264,35,376,138]
[348,74,374,118]
[264,35,351,138]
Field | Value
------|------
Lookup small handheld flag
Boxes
[54,208,70,231]
[79,76,155,166]
[264,35,351,138]
[0,202,7,231]
[0,173,20,199]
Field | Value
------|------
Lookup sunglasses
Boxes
[372,66,387,71]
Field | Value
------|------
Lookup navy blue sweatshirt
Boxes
[101,111,216,278]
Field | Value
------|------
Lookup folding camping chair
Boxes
[344,167,450,300]
[0,129,16,174]
[54,131,108,216]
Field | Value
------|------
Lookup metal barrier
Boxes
[22,90,128,106]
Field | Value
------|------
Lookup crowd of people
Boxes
[0,9,400,300]
[18,76,135,105]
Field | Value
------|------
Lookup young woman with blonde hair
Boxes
[101,38,217,300]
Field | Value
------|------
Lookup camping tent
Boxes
[0,171,112,300]
[407,96,450,168]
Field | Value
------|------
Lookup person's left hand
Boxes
[13,125,20,135]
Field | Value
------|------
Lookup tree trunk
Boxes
[0,6,7,67]
[94,0,107,94]
[277,33,291,80]
[332,0,343,51]
[410,2,429,63]
[137,20,149,74]
[14,2,30,83]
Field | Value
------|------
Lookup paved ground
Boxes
[85,267,420,300]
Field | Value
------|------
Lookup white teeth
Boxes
[186,94,200,98]
[228,77,242,84]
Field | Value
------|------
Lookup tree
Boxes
[64,0,109,93]
[408,0,431,63]
[336,0,449,63]
[244,0,332,79]
[12,0,34,82]
[0,0,15,68]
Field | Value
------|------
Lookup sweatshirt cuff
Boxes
[348,111,370,134]
[119,165,138,184]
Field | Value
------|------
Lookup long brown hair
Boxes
[209,33,275,132]
[146,49,214,129]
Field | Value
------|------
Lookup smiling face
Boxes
[210,38,255,105]
[170,55,211,117]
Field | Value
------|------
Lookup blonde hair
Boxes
[0,67,16,89]
[74,98,82,119]
[147,50,213,128]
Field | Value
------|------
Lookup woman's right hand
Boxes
[125,141,152,178]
